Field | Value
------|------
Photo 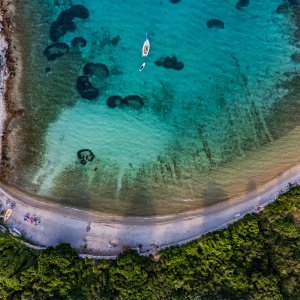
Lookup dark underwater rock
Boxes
[173,61,184,70]
[50,20,76,42]
[45,67,51,73]
[155,56,184,71]
[71,37,87,47]
[170,0,181,3]
[83,62,109,78]
[50,5,89,42]
[111,35,121,46]
[43,42,69,61]
[276,4,290,13]
[162,56,177,69]
[67,5,89,19]
[106,95,144,109]
[77,149,95,165]
[106,95,124,108]
[123,95,144,108]
[276,1,300,13]
[236,0,249,10]
[291,52,300,63]
[206,19,224,29]
[76,76,99,100]
[287,0,300,6]
[154,60,163,66]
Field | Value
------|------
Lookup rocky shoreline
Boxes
[0,1,8,164]
[0,0,25,180]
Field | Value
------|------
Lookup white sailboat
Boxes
[142,33,150,57]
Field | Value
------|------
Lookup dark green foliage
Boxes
[0,187,299,299]
[109,249,150,299]
[0,234,36,299]
[20,243,81,298]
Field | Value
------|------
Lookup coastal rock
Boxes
[77,149,95,165]
[83,62,109,78]
[76,76,99,100]
[50,5,89,42]
[155,56,185,71]
[106,95,124,108]
[1,149,10,161]
[43,43,70,61]
[71,37,87,48]
[12,109,25,117]
[236,0,250,10]
[123,95,144,108]
[206,19,224,29]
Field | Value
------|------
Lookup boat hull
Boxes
[142,39,150,57]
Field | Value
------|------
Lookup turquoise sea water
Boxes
[7,0,300,215]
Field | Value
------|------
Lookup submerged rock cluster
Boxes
[43,5,89,61]
[123,95,144,108]
[77,149,95,165]
[276,0,300,14]
[76,76,99,100]
[206,19,224,29]
[106,95,144,109]
[50,5,89,42]
[76,62,110,100]
[106,95,124,108]
[155,56,184,70]
[41,5,143,107]
[205,0,251,31]
[71,37,87,48]
[83,63,109,78]
[110,35,121,47]
[235,0,249,10]
[43,42,69,61]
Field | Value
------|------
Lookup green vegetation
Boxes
[0,187,299,299]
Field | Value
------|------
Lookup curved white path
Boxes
[1,165,300,257]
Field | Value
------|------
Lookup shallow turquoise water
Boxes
[8,0,300,214]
